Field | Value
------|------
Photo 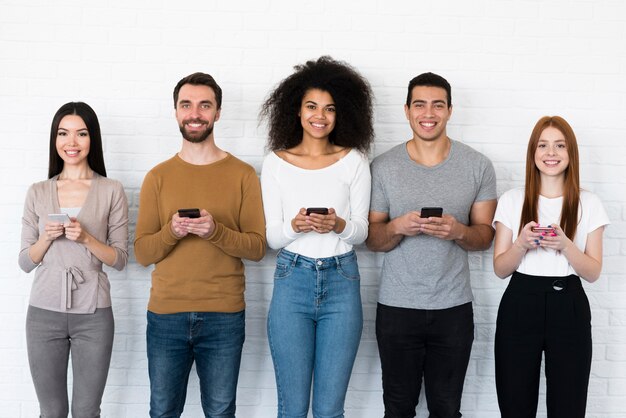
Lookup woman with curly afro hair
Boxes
[260,56,374,417]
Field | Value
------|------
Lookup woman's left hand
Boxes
[64,218,89,243]
[307,208,346,234]
[536,224,573,252]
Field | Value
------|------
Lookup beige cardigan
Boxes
[19,174,128,313]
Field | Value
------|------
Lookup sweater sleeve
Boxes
[336,152,371,245]
[107,181,129,271]
[18,185,40,273]
[134,171,181,266]
[261,154,301,250]
[207,169,267,261]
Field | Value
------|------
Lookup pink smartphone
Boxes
[532,226,555,233]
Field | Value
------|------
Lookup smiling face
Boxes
[534,126,570,178]
[299,89,336,142]
[404,86,452,143]
[175,84,221,143]
[55,115,91,168]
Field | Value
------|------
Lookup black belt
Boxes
[508,271,582,293]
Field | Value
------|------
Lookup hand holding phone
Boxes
[178,208,201,218]
[420,207,443,218]
[48,213,71,225]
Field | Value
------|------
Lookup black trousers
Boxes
[495,272,592,418]
[376,302,474,418]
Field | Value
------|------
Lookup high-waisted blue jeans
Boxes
[267,249,363,418]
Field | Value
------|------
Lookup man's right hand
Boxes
[390,211,427,237]
[367,210,426,252]
[170,212,190,239]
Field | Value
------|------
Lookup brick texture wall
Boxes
[1,1,625,416]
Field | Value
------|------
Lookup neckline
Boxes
[174,152,231,168]
[52,173,98,219]
[272,148,355,172]
[403,139,454,169]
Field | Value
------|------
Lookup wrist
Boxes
[561,240,573,254]
[513,239,527,253]
[333,218,346,234]
[389,217,402,236]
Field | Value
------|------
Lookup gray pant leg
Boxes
[69,307,114,418]
[26,305,71,418]
[26,306,115,418]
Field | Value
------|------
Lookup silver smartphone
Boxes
[48,213,71,225]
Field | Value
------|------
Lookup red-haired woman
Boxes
[492,116,609,418]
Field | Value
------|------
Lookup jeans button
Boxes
[552,279,565,291]
[316,260,323,266]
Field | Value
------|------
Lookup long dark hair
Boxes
[48,102,107,178]
[520,116,580,240]
[260,56,375,153]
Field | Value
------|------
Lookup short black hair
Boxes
[48,102,106,179]
[173,72,222,109]
[261,56,374,153]
[406,72,452,108]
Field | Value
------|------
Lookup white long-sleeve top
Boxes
[261,149,371,258]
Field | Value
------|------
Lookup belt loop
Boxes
[291,253,299,267]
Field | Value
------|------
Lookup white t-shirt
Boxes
[493,187,610,277]
[261,148,371,258]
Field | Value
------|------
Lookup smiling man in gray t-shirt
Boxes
[367,72,496,418]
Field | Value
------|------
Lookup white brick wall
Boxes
[1,0,625,416]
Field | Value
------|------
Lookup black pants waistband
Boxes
[508,271,582,293]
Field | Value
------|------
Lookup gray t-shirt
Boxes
[370,139,496,309]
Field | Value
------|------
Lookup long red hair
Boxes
[520,116,580,240]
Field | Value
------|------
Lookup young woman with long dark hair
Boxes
[19,102,128,417]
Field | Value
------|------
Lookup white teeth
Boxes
[311,123,325,128]
[66,151,78,156]
[421,122,435,127]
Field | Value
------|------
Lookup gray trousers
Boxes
[26,305,114,418]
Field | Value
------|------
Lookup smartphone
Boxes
[420,207,443,218]
[306,207,329,216]
[532,226,555,233]
[48,213,71,225]
[178,208,201,218]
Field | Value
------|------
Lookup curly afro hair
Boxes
[261,56,374,153]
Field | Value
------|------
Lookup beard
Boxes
[179,119,214,143]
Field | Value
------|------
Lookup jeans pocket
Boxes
[274,262,293,280]
[337,254,360,281]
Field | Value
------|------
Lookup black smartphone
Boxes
[420,207,443,218]
[178,208,201,218]
[306,207,329,215]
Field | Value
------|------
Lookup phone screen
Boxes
[306,207,329,215]
[178,208,201,218]
[48,213,71,224]
[420,207,443,218]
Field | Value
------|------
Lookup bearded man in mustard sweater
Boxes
[135,72,266,418]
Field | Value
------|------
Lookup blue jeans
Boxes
[146,310,245,418]
[267,249,363,418]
